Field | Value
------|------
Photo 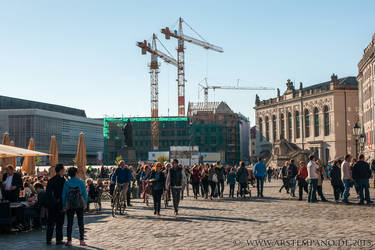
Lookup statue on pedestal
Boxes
[122,119,134,148]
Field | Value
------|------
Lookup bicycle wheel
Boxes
[112,192,119,217]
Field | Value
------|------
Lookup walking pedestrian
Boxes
[352,154,373,205]
[287,159,298,197]
[267,167,273,182]
[45,164,65,245]
[62,167,88,247]
[166,159,186,216]
[237,162,249,198]
[191,165,201,199]
[307,155,319,203]
[341,154,354,204]
[216,162,225,198]
[297,161,308,201]
[208,164,218,199]
[279,162,289,193]
[227,167,236,198]
[201,164,209,199]
[330,160,344,202]
[316,160,328,202]
[150,162,166,215]
[253,158,267,197]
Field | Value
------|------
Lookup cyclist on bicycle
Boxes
[111,160,132,208]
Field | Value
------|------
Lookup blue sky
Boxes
[0,1,374,124]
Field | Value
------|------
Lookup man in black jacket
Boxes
[166,159,186,216]
[2,165,23,202]
[352,154,373,205]
[45,164,66,245]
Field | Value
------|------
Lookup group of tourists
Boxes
[1,153,374,246]
[277,154,373,205]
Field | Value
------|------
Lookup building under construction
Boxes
[103,102,249,165]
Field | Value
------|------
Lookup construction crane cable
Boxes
[182,18,207,42]
[156,36,174,58]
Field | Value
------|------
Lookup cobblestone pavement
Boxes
[1,180,375,250]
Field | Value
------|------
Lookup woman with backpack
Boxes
[62,167,88,247]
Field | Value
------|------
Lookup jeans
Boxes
[239,183,247,197]
[210,181,217,198]
[66,208,84,241]
[356,179,371,202]
[332,184,344,201]
[217,180,225,197]
[279,178,289,192]
[289,178,297,196]
[46,206,65,243]
[171,187,181,212]
[202,179,209,198]
[342,179,353,201]
[308,179,318,202]
[298,179,308,200]
[192,182,200,198]
[229,184,235,197]
[317,185,327,201]
[152,189,163,214]
[256,177,264,196]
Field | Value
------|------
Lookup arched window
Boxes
[280,114,285,139]
[265,116,270,141]
[324,106,329,136]
[295,111,300,139]
[272,115,277,142]
[314,107,319,137]
[259,118,263,141]
[305,109,310,137]
[288,112,292,141]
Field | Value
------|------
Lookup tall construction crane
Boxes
[137,34,177,150]
[198,78,275,105]
[161,17,223,117]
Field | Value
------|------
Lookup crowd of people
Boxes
[0,153,374,246]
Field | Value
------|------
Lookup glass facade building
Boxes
[0,109,103,165]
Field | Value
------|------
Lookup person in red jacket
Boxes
[297,161,308,201]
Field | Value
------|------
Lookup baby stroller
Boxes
[236,183,251,198]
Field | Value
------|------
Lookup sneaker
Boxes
[342,200,350,204]
[65,241,72,247]
[358,201,365,205]
[56,241,64,245]
[366,200,374,204]
[80,240,87,246]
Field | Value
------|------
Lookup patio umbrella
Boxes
[9,141,17,168]
[0,144,49,157]
[1,133,12,173]
[21,138,36,176]
[49,136,58,177]
[75,133,87,180]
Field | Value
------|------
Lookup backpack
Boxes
[66,187,83,209]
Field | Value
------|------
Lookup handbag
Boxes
[212,174,218,183]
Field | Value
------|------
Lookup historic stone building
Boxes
[358,33,375,159]
[254,74,358,164]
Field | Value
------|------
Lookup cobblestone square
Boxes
[1,180,374,249]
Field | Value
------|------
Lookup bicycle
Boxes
[111,183,128,217]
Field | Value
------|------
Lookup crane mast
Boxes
[161,17,223,116]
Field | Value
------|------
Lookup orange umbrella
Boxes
[9,141,17,168]
[1,133,12,173]
[49,136,58,177]
[75,133,87,180]
[21,138,36,176]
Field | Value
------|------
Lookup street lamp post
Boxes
[359,134,365,155]
[353,122,361,157]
